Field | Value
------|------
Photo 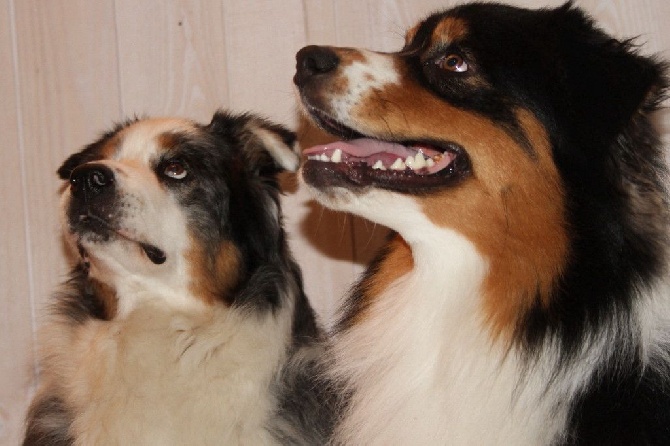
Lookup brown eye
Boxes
[437,54,468,73]
[163,161,187,180]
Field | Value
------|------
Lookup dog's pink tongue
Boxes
[303,138,452,174]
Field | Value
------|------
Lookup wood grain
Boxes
[0,2,33,443]
[0,1,667,443]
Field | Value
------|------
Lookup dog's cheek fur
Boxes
[186,239,241,305]
[350,74,569,338]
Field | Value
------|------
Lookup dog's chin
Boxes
[300,110,472,194]
[71,228,167,272]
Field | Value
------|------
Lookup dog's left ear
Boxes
[554,5,666,143]
[208,111,300,176]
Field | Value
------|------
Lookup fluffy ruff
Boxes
[24,112,332,445]
[295,2,670,445]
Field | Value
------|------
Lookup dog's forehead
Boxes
[115,118,197,162]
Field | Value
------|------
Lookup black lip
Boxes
[305,105,365,140]
[301,107,471,193]
[70,211,167,265]
[302,152,470,193]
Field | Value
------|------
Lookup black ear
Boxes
[555,5,666,144]
[57,143,104,180]
[207,110,300,177]
[57,120,133,180]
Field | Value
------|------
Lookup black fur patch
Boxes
[23,395,74,446]
[410,4,669,441]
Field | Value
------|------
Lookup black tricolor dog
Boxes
[295,2,669,444]
[24,112,331,445]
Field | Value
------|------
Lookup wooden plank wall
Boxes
[1,0,668,442]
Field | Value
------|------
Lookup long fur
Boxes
[294,2,670,444]
[24,112,332,445]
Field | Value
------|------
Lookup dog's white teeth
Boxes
[320,154,330,162]
[413,153,427,169]
[372,160,386,170]
[426,157,435,167]
[331,148,342,163]
[307,155,319,161]
[405,156,414,168]
[390,158,406,170]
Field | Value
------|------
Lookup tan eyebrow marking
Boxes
[431,17,469,46]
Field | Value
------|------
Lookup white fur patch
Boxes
[308,190,588,444]
[326,220,567,444]
[329,50,400,131]
[39,300,293,445]
[251,126,300,172]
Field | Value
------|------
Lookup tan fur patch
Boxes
[431,17,468,46]
[404,23,421,46]
[157,132,183,153]
[353,235,413,325]
[351,73,569,340]
[99,133,121,159]
[90,278,118,319]
[337,47,367,65]
[187,240,241,305]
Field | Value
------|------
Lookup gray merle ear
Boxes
[207,111,300,177]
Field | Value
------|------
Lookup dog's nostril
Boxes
[294,45,340,86]
[70,164,115,198]
[90,170,109,188]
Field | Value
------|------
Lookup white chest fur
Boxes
[330,229,571,446]
[47,302,291,445]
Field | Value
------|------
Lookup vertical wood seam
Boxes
[8,0,39,387]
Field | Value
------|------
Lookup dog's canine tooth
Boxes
[331,148,342,163]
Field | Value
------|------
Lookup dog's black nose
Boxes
[70,163,115,199]
[294,45,339,87]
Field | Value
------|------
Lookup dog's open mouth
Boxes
[75,213,167,265]
[301,109,471,191]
